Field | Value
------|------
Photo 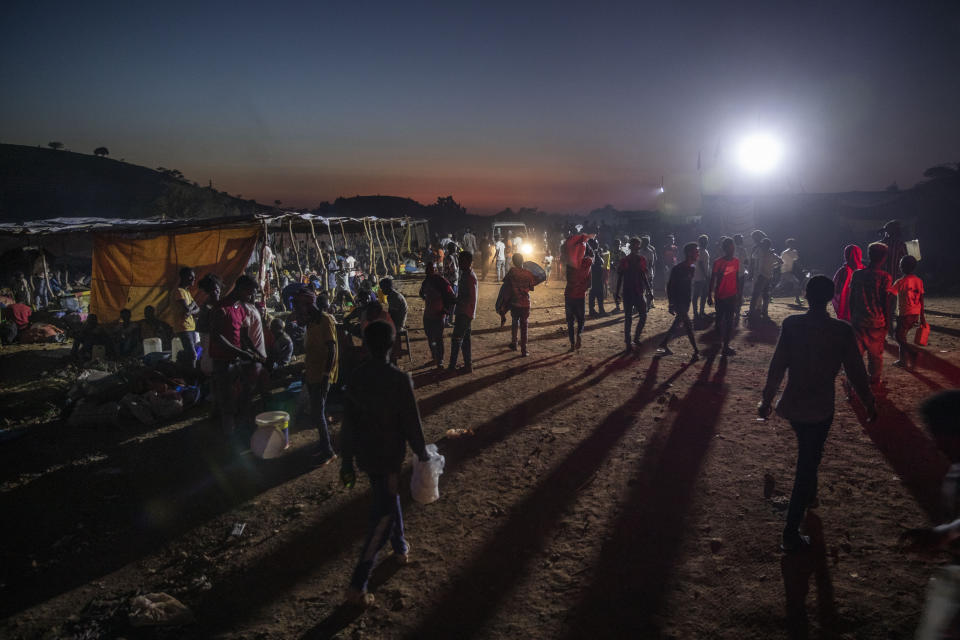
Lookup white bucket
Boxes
[251,411,290,459]
[906,238,922,261]
[143,337,162,355]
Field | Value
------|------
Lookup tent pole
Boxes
[288,219,304,281]
[373,219,389,276]
[39,243,54,306]
[362,218,373,278]
[389,220,402,272]
[308,218,328,287]
[325,219,337,257]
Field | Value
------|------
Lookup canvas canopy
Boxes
[90,224,261,323]
[0,212,430,320]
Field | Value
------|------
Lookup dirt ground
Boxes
[2,277,959,640]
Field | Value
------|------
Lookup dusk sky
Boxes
[2,1,959,214]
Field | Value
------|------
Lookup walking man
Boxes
[850,242,894,393]
[340,321,429,606]
[615,237,653,352]
[708,237,741,356]
[656,242,700,359]
[448,251,478,373]
[759,276,876,552]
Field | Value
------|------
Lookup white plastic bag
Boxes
[411,443,445,504]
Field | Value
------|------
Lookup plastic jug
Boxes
[906,238,921,261]
[171,336,183,362]
[143,337,162,354]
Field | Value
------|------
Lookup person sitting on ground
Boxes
[266,318,294,369]
[139,305,173,348]
[379,277,408,332]
[759,275,876,553]
[899,390,960,638]
[657,242,700,359]
[890,255,925,370]
[340,320,429,607]
[112,308,140,357]
[4,293,32,332]
[72,314,105,359]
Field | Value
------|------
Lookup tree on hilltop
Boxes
[94,146,109,157]
[48,141,64,150]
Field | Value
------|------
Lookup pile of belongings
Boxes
[66,360,201,428]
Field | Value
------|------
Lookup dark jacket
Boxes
[762,310,873,423]
[340,359,427,474]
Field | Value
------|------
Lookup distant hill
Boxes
[0,144,270,222]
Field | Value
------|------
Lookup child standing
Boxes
[890,255,925,369]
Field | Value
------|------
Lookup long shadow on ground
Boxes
[847,393,948,520]
[0,421,320,619]
[193,351,642,637]
[561,354,729,637]
[400,357,696,639]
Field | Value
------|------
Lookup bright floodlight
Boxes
[736,133,783,174]
[521,243,533,255]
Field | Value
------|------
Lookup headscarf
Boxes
[842,244,864,270]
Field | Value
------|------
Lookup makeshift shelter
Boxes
[0,213,431,321]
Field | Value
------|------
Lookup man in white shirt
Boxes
[493,237,507,281]
[749,238,782,320]
[779,238,802,305]
[345,253,357,292]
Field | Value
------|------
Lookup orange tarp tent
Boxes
[90,225,261,322]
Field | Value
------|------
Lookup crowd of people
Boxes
[3,216,954,631]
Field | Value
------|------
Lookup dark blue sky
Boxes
[2,1,958,213]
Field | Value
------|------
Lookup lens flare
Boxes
[736,133,783,174]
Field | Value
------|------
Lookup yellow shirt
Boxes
[171,287,196,332]
[304,312,339,384]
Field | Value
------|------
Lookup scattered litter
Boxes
[231,523,247,537]
[445,428,473,438]
[128,592,194,627]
